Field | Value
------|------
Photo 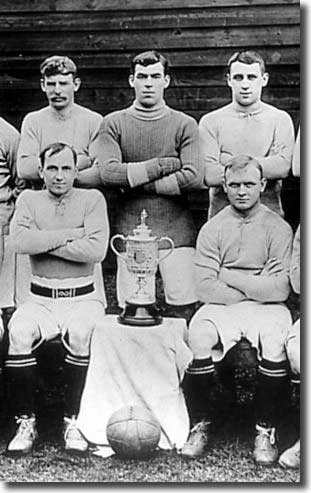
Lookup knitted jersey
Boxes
[10,188,109,280]
[17,104,103,182]
[290,225,300,294]
[199,101,295,217]
[0,118,20,226]
[93,104,202,248]
[195,203,293,305]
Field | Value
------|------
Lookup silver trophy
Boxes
[110,209,174,326]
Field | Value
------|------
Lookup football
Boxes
[106,405,161,458]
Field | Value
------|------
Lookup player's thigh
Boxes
[188,304,223,357]
[256,304,292,361]
[159,247,197,304]
[8,302,49,353]
[63,299,105,353]
[286,319,300,374]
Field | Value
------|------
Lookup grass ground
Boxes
[0,272,301,483]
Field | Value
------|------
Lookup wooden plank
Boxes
[0,66,300,90]
[0,0,300,13]
[0,86,299,113]
[0,47,299,69]
[0,5,299,31]
[0,26,299,53]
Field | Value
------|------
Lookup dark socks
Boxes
[5,354,37,417]
[63,353,89,418]
[183,357,215,425]
[255,359,290,427]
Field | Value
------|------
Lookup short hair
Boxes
[40,55,78,78]
[40,142,77,168]
[224,155,263,180]
[227,50,266,75]
[130,50,169,75]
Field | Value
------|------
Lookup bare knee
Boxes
[188,319,219,358]
[66,324,93,356]
[260,324,288,361]
[8,317,39,354]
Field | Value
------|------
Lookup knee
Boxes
[188,318,218,358]
[8,316,38,354]
[260,323,288,361]
[287,339,300,374]
[66,324,93,356]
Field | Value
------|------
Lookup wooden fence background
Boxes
[0,0,300,262]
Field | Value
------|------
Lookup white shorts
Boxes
[190,301,292,362]
[1,234,106,309]
[9,275,106,349]
[117,247,198,308]
[286,319,300,375]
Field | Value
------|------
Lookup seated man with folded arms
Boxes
[181,155,293,465]
[5,142,109,455]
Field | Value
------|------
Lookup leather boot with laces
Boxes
[253,424,278,465]
[180,420,211,458]
[278,439,300,469]
[64,416,88,453]
[7,415,38,454]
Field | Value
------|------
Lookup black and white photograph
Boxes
[0,0,301,484]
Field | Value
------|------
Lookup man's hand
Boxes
[77,154,93,171]
[158,157,181,177]
[260,258,285,276]
[63,227,85,244]
[204,164,224,186]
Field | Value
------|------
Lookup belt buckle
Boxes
[55,288,72,299]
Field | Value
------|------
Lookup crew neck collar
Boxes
[49,103,77,120]
[128,100,170,121]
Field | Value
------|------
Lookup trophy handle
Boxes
[158,237,175,263]
[110,234,126,261]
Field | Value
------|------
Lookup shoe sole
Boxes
[5,447,34,456]
[65,446,88,455]
[278,459,300,469]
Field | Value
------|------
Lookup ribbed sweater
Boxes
[0,118,20,226]
[199,101,295,217]
[10,188,109,279]
[195,203,293,305]
[290,225,300,294]
[17,104,103,183]
[92,104,202,248]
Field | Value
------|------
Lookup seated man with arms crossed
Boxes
[5,142,109,455]
[181,155,293,465]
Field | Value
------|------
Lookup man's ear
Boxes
[40,78,46,93]
[226,73,232,88]
[73,77,81,92]
[262,72,269,87]
[38,164,44,180]
[128,74,135,88]
[260,177,267,192]
[222,178,227,194]
[164,74,170,88]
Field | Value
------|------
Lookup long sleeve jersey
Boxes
[0,118,22,226]
[195,204,293,305]
[199,101,295,218]
[92,104,203,248]
[17,104,103,183]
[290,225,300,294]
[10,188,109,280]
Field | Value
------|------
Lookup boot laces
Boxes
[256,424,276,445]
[15,416,36,438]
[64,416,80,440]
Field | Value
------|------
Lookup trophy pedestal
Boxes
[118,302,163,326]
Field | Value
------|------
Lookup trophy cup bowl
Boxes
[110,210,174,326]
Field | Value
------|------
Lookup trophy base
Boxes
[118,302,163,327]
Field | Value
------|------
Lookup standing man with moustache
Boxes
[199,50,295,219]
[16,55,106,305]
[76,50,203,322]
